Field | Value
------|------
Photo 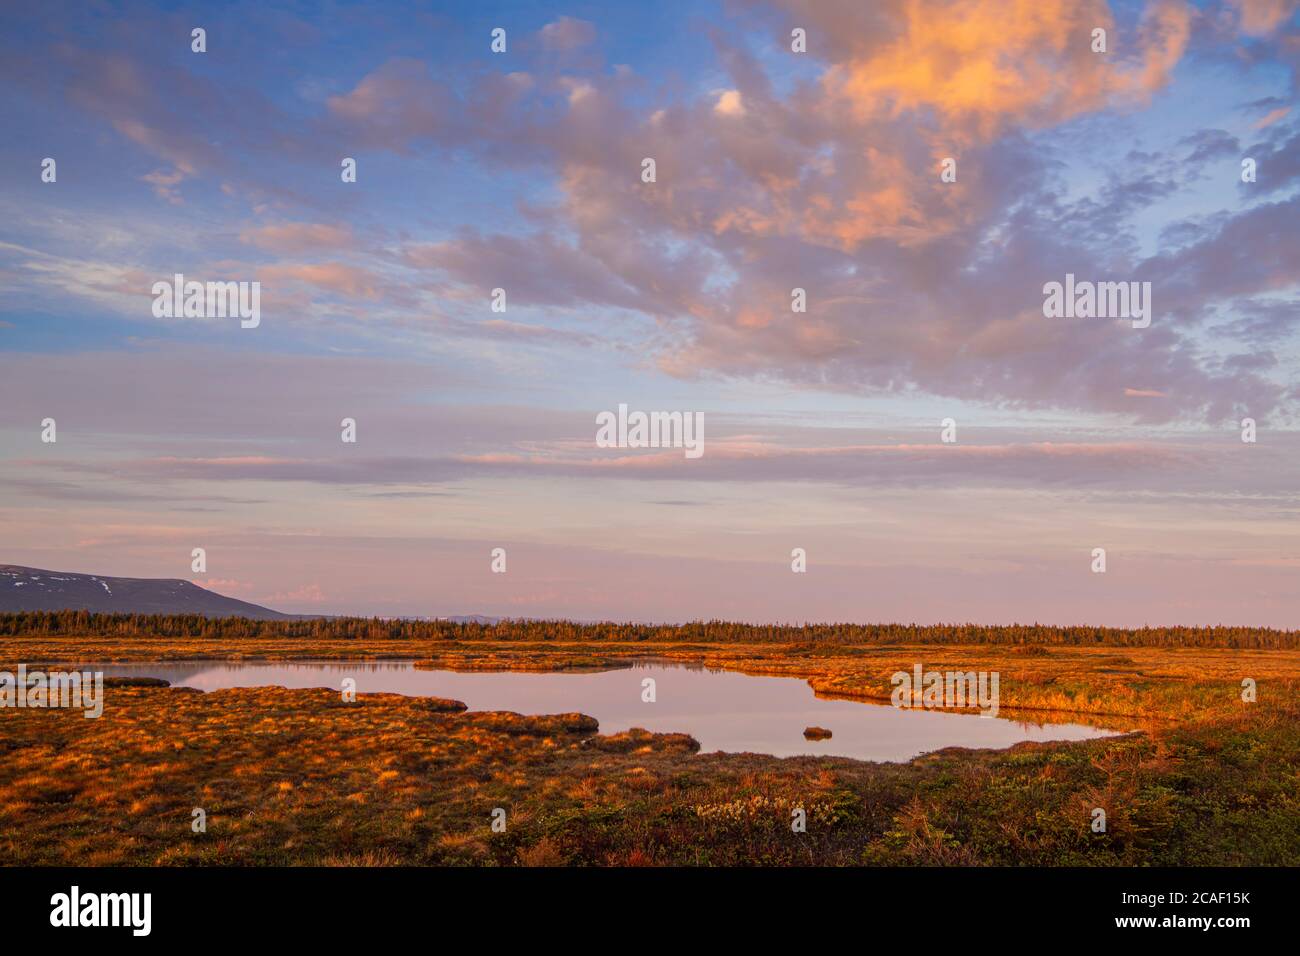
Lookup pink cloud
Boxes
[258,262,382,298]
[240,222,354,254]
[538,16,597,52]
[1228,0,1297,35]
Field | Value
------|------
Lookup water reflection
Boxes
[91,659,1118,763]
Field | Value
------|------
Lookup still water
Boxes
[93,659,1116,762]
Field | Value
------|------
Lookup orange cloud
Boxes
[1254,106,1291,128]
[825,0,1191,142]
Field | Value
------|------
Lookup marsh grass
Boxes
[1,636,1297,866]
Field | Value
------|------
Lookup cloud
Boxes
[1254,106,1291,128]
[1243,123,1300,193]
[404,230,650,311]
[27,433,1296,500]
[311,0,1277,426]
[240,222,354,254]
[776,0,1190,140]
[140,166,192,204]
[714,90,746,116]
[1228,0,1298,36]
[325,58,455,150]
[257,261,383,298]
[39,47,320,208]
[3,0,1297,432]
[538,16,597,52]
[1180,128,1240,164]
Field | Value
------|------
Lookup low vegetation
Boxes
[1,620,1297,866]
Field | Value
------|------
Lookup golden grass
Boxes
[0,635,1297,865]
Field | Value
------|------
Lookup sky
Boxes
[1,0,1298,626]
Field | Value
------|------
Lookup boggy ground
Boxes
[1,637,1297,866]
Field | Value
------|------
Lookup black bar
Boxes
[0,866,1281,941]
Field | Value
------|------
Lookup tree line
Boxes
[0,611,1296,649]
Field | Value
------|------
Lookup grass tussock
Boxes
[0,635,1297,866]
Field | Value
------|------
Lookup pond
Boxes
[92,659,1118,762]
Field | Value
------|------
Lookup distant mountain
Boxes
[0,565,290,619]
